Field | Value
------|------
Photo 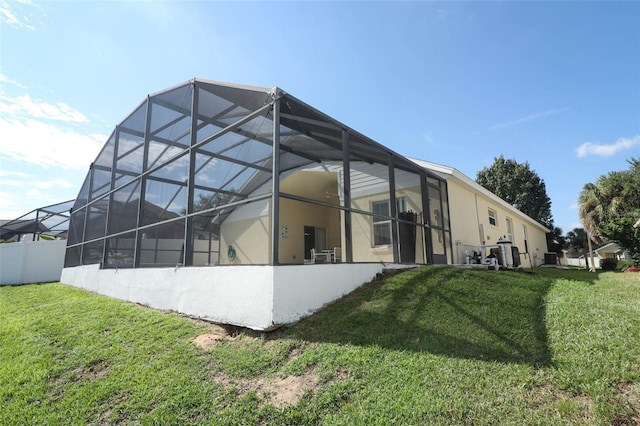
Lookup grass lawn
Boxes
[1,267,639,425]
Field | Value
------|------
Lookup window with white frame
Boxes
[488,208,497,226]
[506,217,514,242]
[372,197,406,246]
[522,224,529,253]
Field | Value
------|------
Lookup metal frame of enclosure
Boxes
[1,199,73,242]
[64,79,453,269]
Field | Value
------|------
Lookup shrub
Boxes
[600,258,618,271]
[618,259,637,270]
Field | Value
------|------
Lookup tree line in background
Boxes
[476,156,640,269]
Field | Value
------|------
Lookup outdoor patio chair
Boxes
[333,247,342,263]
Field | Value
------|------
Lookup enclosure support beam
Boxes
[270,96,281,266]
[420,171,431,265]
[388,154,399,263]
[184,82,199,267]
[342,130,353,263]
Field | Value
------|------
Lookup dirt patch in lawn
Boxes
[194,332,227,349]
[215,369,321,408]
[613,381,640,425]
[193,323,235,349]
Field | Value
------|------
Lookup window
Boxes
[506,217,514,242]
[488,208,497,226]
[522,225,529,253]
[372,197,406,246]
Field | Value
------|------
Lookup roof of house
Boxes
[594,242,624,255]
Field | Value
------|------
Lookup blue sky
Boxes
[1,1,638,235]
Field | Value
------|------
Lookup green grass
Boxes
[1,267,639,425]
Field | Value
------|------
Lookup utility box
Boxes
[497,236,514,267]
[544,252,558,265]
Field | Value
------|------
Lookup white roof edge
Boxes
[594,242,620,252]
[409,158,550,233]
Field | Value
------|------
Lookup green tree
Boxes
[578,157,640,265]
[476,155,554,229]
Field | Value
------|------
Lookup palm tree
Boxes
[579,158,640,269]
[578,183,604,272]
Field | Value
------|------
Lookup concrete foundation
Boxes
[61,263,384,330]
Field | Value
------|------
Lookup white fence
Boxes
[566,257,600,269]
[0,240,67,285]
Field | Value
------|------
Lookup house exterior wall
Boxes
[219,200,271,265]
[350,185,425,263]
[277,198,341,264]
[218,197,343,265]
[0,240,66,285]
[446,179,549,266]
[446,180,482,264]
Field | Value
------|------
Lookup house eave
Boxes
[409,158,550,233]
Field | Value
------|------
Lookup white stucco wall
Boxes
[272,263,383,325]
[61,262,385,330]
[0,240,67,285]
[61,264,275,330]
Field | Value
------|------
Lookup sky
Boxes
[1,0,639,235]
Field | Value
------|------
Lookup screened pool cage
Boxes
[1,199,73,242]
[65,79,453,269]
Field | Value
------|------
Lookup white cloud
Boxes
[0,116,104,170]
[0,169,33,179]
[34,178,76,190]
[0,86,105,171]
[26,188,44,198]
[490,107,569,130]
[0,73,27,89]
[0,187,71,219]
[575,134,640,158]
[0,0,36,30]
[0,191,28,219]
[0,75,107,218]
[0,170,74,191]
[0,167,82,217]
[0,93,89,123]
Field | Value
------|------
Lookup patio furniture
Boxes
[333,247,342,263]
[310,248,332,263]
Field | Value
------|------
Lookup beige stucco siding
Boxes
[350,185,425,263]
[277,198,341,264]
[220,210,270,265]
[219,196,342,265]
[447,180,482,247]
[446,179,549,265]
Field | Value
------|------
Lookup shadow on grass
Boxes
[280,266,592,367]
